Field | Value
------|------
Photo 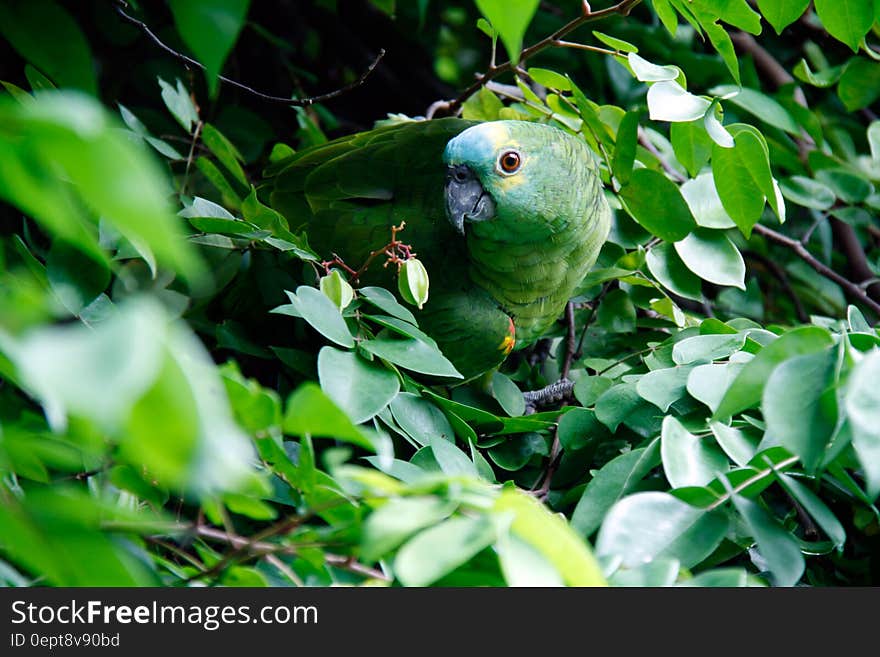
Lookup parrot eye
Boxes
[497,150,522,175]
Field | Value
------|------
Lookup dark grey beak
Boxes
[445,164,496,235]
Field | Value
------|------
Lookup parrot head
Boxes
[442,120,598,242]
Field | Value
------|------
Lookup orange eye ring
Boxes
[498,150,522,174]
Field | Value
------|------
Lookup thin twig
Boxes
[181,120,203,197]
[437,0,644,116]
[114,1,385,106]
[530,434,562,501]
[752,224,880,318]
[194,525,389,581]
[560,302,578,380]
[638,127,685,182]
[551,40,617,56]
[743,250,809,323]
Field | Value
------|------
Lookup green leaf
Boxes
[680,173,736,229]
[813,0,874,52]
[779,176,836,210]
[598,288,637,333]
[670,120,713,177]
[661,416,729,487]
[158,77,199,133]
[595,383,645,432]
[527,67,571,91]
[488,432,547,471]
[704,101,734,148]
[673,333,746,364]
[46,241,110,315]
[711,128,772,237]
[652,0,680,34]
[680,568,765,587]
[775,472,846,548]
[394,515,496,586]
[317,347,399,424]
[618,168,697,241]
[844,350,880,498]
[287,286,354,348]
[496,533,564,587]
[703,21,740,85]
[0,0,96,94]
[687,363,741,413]
[710,421,759,467]
[0,91,202,281]
[361,497,456,563]
[713,326,834,419]
[867,121,880,162]
[612,111,639,185]
[5,298,254,495]
[815,168,874,203]
[674,229,745,289]
[646,81,711,122]
[168,0,251,97]
[201,122,248,186]
[283,382,382,454]
[474,0,540,65]
[361,331,462,378]
[573,376,614,408]
[793,58,844,87]
[628,53,679,81]
[596,492,729,568]
[691,0,762,34]
[461,86,503,121]
[493,488,606,586]
[762,349,837,472]
[571,440,661,537]
[711,86,800,135]
[637,366,693,412]
[646,242,703,302]
[430,435,478,477]
[592,30,638,53]
[610,559,681,587]
[758,0,810,34]
[730,493,804,586]
[491,372,525,417]
[390,393,456,446]
[359,286,417,324]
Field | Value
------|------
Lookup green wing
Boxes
[270,118,469,280]
[269,118,514,379]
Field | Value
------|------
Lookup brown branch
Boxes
[752,224,880,318]
[743,250,809,323]
[560,301,578,380]
[638,127,685,182]
[321,222,412,284]
[115,1,385,106]
[830,219,880,303]
[193,525,389,582]
[436,0,644,116]
[530,433,562,501]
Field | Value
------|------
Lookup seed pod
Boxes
[398,257,430,309]
[319,269,354,311]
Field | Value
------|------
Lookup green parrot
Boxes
[269,118,611,379]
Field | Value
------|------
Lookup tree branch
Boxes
[752,224,880,318]
[743,249,809,323]
[432,0,644,116]
[193,525,390,582]
[114,1,385,106]
[560,302,578,380]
